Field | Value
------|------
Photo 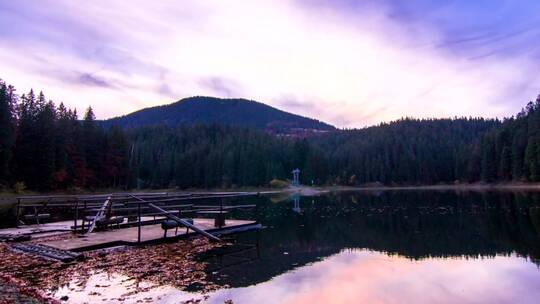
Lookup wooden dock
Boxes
[42,218,259,252]
[2,192,262,258]
[1,218,260,252]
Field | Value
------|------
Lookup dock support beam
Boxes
[137,201,141,243]
[15,198,21,228]
[74,200,79,231]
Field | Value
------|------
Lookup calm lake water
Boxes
[199,190,540,304]
[4,190,540,303]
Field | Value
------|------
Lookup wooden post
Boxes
[220,198,224,213]
[15,198,21,228]
[219,198,225,228]
[34,206,39,225]
[137,201,141,243]
[74,200,79,231]
[256,229,260,258]
[82,201,87,232]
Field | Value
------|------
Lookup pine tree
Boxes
[499,146,511,181]
[103,125,128,188]
[524,137,540,181]
[466,143,481,182]
[82,106,106,188]
[511,129,527,181]
[53,103,72,188]
[83,107,97,186]
[14,90,39,187]
[0,80,16,185]
[34,98,57,189]
[481,134,497,182]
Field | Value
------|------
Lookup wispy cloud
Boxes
[199,76,243,98]
[76,73,114,88]
[0,0,539,127]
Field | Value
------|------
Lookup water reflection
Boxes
[51,272,203,303]
[217,191,540,288]
[209,250,540,303]
[206,250,540,304]
[53,250,540,303]
[291,194,302,214]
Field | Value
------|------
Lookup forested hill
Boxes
[104,96,335,134]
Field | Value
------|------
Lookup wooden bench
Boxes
[161,218,194,237]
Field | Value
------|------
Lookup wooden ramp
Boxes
[40,218,259,252]
[10,243,84,263]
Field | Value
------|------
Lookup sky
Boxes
[1,0,540,128]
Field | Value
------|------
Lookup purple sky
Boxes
[1,0,540,127]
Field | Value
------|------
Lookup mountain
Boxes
[104,96,335,134]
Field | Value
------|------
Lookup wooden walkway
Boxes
[0,217,162,238]
[40,218,258,252]
[0,220,76,239]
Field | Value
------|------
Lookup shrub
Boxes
[13,182,26,194]
[269,179,289,188]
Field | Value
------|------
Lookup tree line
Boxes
[0,79,128,190]
[1,77,540,190]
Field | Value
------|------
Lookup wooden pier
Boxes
[1,192,262,260]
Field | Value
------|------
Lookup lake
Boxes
[198,190,540,304]
[3,190,540,303]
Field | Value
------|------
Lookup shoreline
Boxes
[0,182,540,199]
[282,183,540,196]
[319,183,540,192]
[3,182,540,203]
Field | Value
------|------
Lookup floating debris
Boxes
[0,236,230,302]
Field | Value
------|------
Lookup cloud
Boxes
[157,83,175,97]
[77,73,114,88]
[276,94,315,109]
[0,0,539,126]
[31,67,116,89]
[199,77,243,98]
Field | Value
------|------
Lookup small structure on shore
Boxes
[291,168,300,186]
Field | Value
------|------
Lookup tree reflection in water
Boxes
[210,190,540,288]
